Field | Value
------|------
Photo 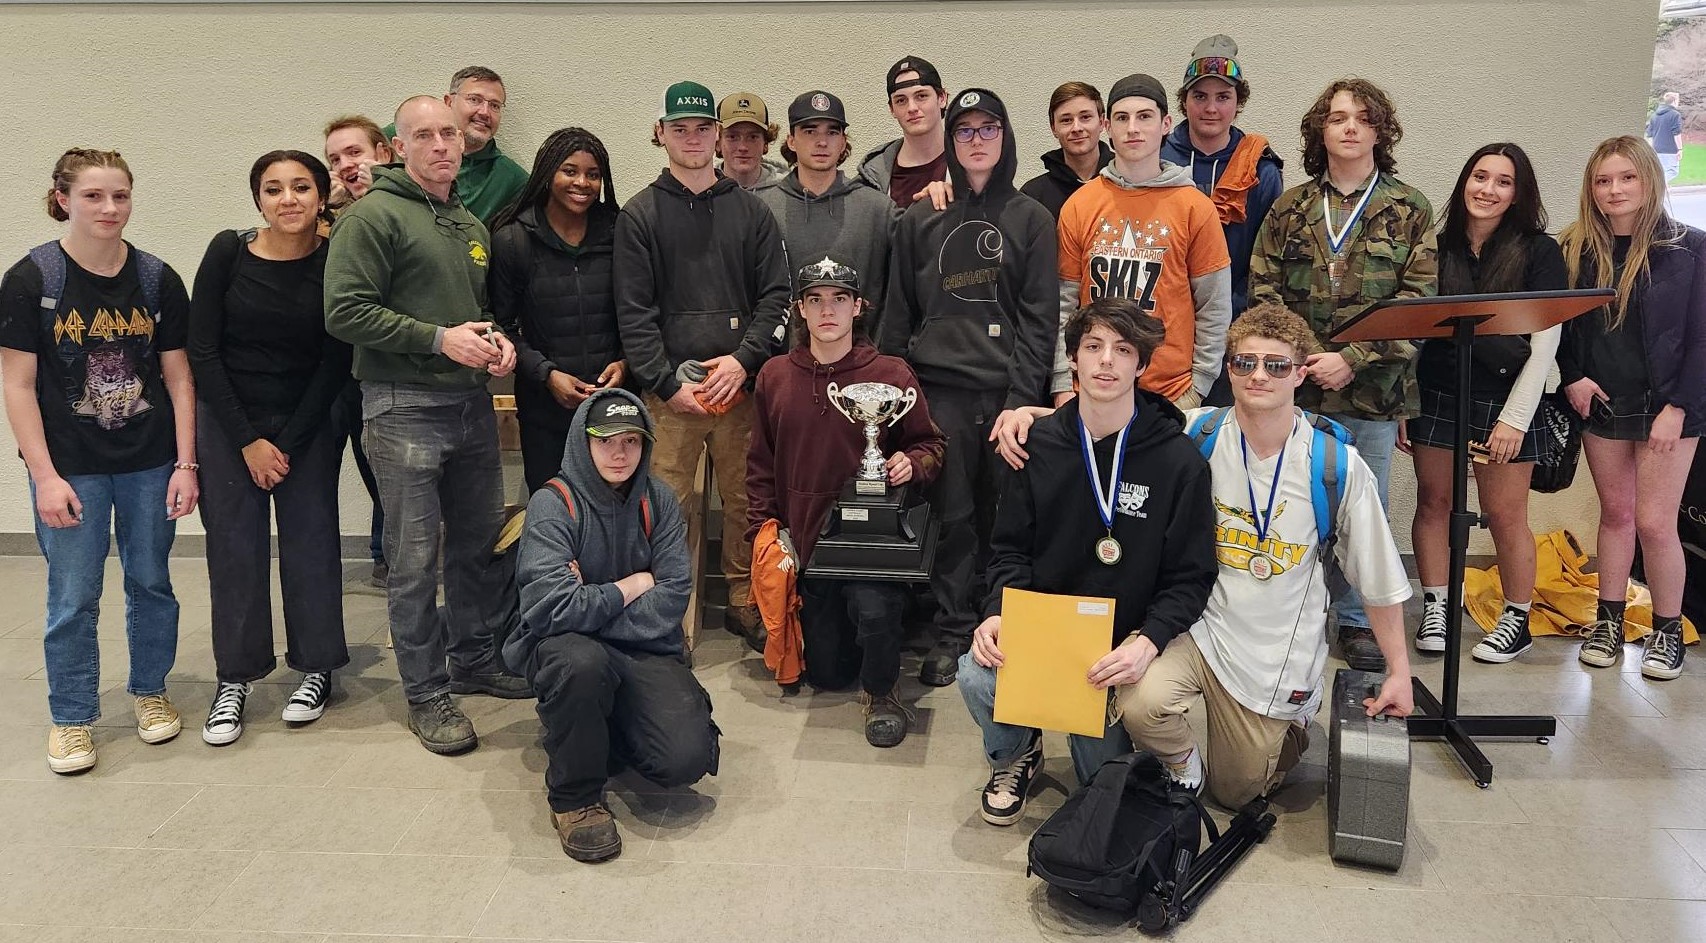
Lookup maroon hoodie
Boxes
[747,337,945,566]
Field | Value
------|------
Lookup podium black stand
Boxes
[1331,288,1611,787]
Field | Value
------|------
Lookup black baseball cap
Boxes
[887,56,943,95]
[789,90,848,130]
[585,396,653,439]
[797,257,860,295]
[1108,73,1169,114]
[946,88,1009,129]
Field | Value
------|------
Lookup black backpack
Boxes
[1027,752,1215,914]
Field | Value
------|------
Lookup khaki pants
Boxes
[1116,634,1306,809]
[644,393,755,623]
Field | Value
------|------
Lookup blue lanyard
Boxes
[1240,421,1295,544]
[1322,170,1378,256]
[1079,414,1134,533]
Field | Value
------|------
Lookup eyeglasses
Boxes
[952,124,1003,143]
[427,197,477,246]
[1184,56,1243,84]
[1228,353,1298,378]
[458,93,505,113]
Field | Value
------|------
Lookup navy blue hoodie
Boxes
[1159,123,1284,316]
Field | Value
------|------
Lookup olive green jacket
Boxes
[1249,174,1437,420]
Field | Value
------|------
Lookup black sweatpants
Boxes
[197,403,349,683]
[922,384,1009,643]
[523,632,719,812]
[798,578,906,695]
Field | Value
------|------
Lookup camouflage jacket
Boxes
[1249,174,1437,420]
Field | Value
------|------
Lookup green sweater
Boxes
[323,165,493,390]
[379,124,528,225]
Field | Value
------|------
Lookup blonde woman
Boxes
[1559,135,1705,680]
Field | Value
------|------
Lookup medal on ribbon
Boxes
[1080,415,1133,567]
[1322,170,1378,296]
[1241,422,1295,581]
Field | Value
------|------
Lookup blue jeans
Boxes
[1326,415,1396,630]
[956,652,1132,787]
[33,463,179,725]
[362,384,511,703]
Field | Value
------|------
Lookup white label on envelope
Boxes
[1076,601,1110,616]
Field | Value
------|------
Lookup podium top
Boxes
[1328,288,1615,344]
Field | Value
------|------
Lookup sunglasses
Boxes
[1184,56,1243,83]
[952,124,1003,143]
[1228,353,1298,378]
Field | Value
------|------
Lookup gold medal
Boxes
[1248,553,1274,581]
[1327,258,1347,280]
[1095,535,1123,565]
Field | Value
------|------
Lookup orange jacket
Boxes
[751,519,805,685]
[1465,529,1698,642]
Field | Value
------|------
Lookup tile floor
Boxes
[1,554,1703,942]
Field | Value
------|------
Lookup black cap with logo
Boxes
[788,90,848,130]
[887,56,943,95]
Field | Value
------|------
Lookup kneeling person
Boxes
[960,298,1217,826]
[505,390,719,862]
[1118,304,1412,808]
[748,259,945,746]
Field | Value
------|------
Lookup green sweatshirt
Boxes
[459,140,529,225]
[323,165,493,390]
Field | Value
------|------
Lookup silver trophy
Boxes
[826,381,918,495]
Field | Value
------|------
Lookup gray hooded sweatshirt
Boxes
[504,388,692,669]
[754,169,895,331]
[1049,160,1232,401]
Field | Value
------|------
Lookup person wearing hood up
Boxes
[755,90,895,335]
[957,297,1217,826]
[1160,36,1285,327]
[879,87,1059,688]
[858,56,950,208]
[325,95,530,758]
[505,389,718,863]
[747,258,945,747]
[489,127,627,493]
[1047,73,1232,414]
[615,80,792,652]
[1020,81,1114,219]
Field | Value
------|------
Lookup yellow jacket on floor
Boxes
[1463,530,1698,643]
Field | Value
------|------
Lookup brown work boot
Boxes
[552,802,622,862]
[723,603,766,654]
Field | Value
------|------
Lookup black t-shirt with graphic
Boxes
[0,243,190,476]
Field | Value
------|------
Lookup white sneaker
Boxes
[1163,748,1204,794]
[202,682,250,746]
[1415,597,1447,654]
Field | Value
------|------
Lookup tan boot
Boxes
[552,802,622,862]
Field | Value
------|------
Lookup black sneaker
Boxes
[860,690,911,748]
[1577,618,1624,668]
[919,637,966,687]
[1339,626,1386,672]
[1641,623,1685,681]
[369,561,389,588]
[201,681,250,746]
[1472,607,1533,664]
[552,802,622,862]
[980,736,1043,826]
[407,694,478,755]
[449,665,533,699]
[1415,597,1447,654]
[282,671,331,723]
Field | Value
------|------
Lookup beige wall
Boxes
[0,1,1654,551]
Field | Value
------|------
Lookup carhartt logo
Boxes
[811,93,830,111]
[606,403,639,417]
[959,92,980,108]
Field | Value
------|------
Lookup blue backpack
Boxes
[1185,406,1354,549]
[30,241,164,320]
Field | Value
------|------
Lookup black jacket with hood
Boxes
[504,388,693,668]
[1020,141,1115,219]
[879,89,1060,410]
[614,171,791,401]
[490,203,621,431]
[984,390,1217,651]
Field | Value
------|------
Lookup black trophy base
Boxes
[804,480,938,581]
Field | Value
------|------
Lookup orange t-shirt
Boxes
[1058,178,1230,400]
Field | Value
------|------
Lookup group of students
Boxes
[4,40,1701,867]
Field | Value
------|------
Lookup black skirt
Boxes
[1407,388,1544,463]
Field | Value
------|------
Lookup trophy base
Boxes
[805,483,937,581]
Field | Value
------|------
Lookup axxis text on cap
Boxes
[797,257,860,296]
[1182,34,1244,90]
[789,90,848,129]
[660,80,717,122]
[719,92,769,129]
[887,56,942,95]
[586,396,653,439]
[1107,73,1169,114]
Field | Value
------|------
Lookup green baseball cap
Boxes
[660,80,717,121]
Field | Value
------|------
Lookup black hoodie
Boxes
[879,89,1060,409]
[614,171,791,401]
[984,390,1217,651]
[1020,141,1115,219]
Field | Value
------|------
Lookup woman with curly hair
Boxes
[1560,135,1705,680]
[1247,78,1437,673]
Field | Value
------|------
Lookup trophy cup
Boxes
[806,382,938,581]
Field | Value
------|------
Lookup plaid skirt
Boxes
[1407,388,1544,463]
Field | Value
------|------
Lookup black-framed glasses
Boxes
[951,124,1003,143]
[1228,353,1298,378]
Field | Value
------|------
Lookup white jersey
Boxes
[1183,407,1412,721]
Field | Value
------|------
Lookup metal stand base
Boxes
[1406,679,1555,788]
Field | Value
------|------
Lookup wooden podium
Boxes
[1331,288,1612,787]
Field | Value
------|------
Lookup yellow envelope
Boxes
[993,587,1115,737]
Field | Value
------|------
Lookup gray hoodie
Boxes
[1049,160,1232,401]
[504,388,692,668]
[753,169,895,330]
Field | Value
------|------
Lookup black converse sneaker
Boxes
[1415,596,1448,654]
[1578,617,1625,668]
[1472,606,1533,664]
[282,672,331,723]
[1640,622,1685,681]
[980,735,1043,826]
[202,681,250,746]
